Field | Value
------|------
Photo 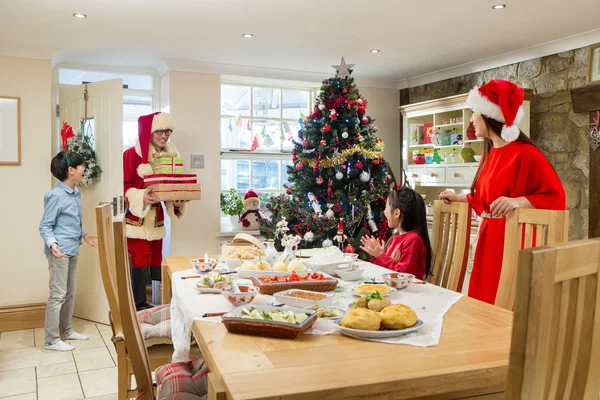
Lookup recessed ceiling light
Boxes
[242,33,254,38]
[370,49,380,54]
[492,4,506,9]
[72,13,87,19]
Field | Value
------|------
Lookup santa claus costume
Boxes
[124,112,186,309]
[465,80,566,304]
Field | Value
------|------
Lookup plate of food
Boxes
[195,273,230,294]
[311,305,346,320]
[251,271,338,295]
[334,304,423,339]
[221,305,318,339]
[273,289,335,308]
[353,284,396,297]
[349,291,392,312]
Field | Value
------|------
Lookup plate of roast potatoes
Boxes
[335,291,423,339]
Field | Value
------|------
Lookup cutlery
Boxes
[202,312,227,318]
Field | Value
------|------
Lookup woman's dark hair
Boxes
[51,151,83,181]
[470,115,542,196]
[387,186,433,278]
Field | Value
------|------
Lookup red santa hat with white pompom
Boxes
[466,79,525,143]
[243,188,260,208]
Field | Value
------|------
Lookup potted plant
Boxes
[220,188,244,229]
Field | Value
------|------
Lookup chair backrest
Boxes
[506,239,600,399]
[95,204,123,335]
[495,208,569,310]
[430,200,472,292]
[113,216,154,400]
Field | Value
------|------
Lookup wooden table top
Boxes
[165,255,513,400]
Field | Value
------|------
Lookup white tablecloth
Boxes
[170,261,462,362]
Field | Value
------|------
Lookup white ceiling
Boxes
[1,0,600,88]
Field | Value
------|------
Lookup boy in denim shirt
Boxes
[39,151,98,351]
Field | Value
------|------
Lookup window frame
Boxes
[219,81,314,231]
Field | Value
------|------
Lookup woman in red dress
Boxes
[440,80,565,305]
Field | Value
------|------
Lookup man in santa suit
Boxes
[124,112,187,310]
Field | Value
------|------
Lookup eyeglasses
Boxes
[154,130,172,138]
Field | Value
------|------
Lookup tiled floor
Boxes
[0,318,118,400]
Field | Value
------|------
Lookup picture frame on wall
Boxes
[0,96,21,166]
[588,43,600,85]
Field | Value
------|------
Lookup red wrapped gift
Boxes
[143,174,198,186]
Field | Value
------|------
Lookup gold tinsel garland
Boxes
[304,142,385,169]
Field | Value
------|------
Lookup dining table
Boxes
[164,255,513,400]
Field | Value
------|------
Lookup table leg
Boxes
[207,373,226,400]
[161,262,172,305]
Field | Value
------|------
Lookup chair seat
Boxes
[137,304,173,347]
[134,357,208,400]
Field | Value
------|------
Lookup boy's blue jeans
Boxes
[44,254,78,345]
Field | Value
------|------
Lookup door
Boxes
[59,79,123,323]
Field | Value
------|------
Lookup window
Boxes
[58,68,155,152]
[220,83,312,231]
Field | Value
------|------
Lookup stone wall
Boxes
[404,47,591,240]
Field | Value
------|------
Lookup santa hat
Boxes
[243,188,259,208]
[136,112,176,178]
[466,79,524,143]
[337,220,344,232]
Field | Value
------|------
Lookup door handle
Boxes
[454,173,460,178]
[430,173,437,178]
[99,197,118,216]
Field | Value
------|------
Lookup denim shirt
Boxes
[39,182,87,256]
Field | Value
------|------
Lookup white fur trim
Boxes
[125,208,166,241]
[166,202,186,219]
[137,163,154,179]
[514,106,525,125]
[135,140,180,160]
[151,113,175,132]
[501,124,521,143]
[126,188,151,218]
[467,87,505,122]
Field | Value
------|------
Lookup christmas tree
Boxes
[260,58,396,258]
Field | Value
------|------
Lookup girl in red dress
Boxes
[440,80,566,305]
[361,186,432,280]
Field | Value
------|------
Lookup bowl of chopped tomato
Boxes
[250,271,338,295]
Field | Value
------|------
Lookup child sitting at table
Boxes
[360,185,432,280]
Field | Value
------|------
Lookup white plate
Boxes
[195,287,222,294]
[353,285,397,297]
[311,306,346,320]
[334,318,424,339]
[234,268,293,279]
[273,289,335,308]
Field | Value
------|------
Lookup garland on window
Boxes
[61,121,102,187]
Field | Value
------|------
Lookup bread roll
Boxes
[379,304,418,330]
[340,308,381,331]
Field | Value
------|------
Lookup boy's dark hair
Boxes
[51,151,83,181]
[387,186,433,278]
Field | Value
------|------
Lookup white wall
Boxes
[164,72,401,255]
[359,86,401,181]
[0,56,52,306]
[168,71,222,255]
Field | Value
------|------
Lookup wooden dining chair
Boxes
[495,208,569,310]
[113,215,214,400]
[430,200,472,292]
[96,205,178,399]
[506,238,600,399]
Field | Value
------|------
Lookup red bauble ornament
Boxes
[355,161,363,169]
[343,89,347,94]
[302,139,309,148]
[333,203,342,213]
[286,188,292,195]
[320,138,326,146]
[316,176,324,185]
[373,159,379,165]
[323,125,330,133]
[295,162,304,170]
[377,137,382,143]
[344,244,355,254]
[347,105,351,110]
[362,116,369,124]
[341,164,346,169]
